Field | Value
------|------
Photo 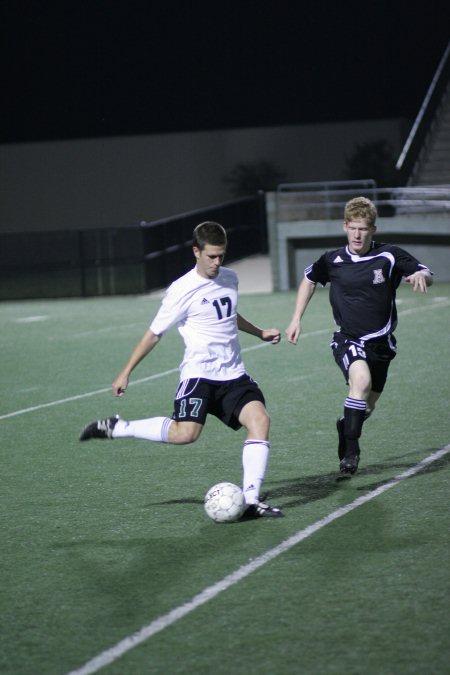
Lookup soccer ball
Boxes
[204,482,246,523]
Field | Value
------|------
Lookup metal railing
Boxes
[276,181,450,222]
[0,194,267,300]
[141,193,267,290]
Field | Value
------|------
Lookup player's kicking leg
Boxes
[79,415,120,440]
[79,415,175,442]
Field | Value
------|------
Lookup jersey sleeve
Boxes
[150,283,189,336]
[305,253,330,286]
[391,246,433,276]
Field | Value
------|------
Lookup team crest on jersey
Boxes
[372,269,385,284]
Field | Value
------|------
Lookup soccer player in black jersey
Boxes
[285,196,433,475]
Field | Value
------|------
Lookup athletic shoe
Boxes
[241,501,284,519]
[79,415,119,441]
[336,416,345,460]
[339,454,360,475]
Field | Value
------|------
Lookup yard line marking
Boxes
[0,342,271,420]
[1,336,328,421]
[2,301,447,421]
[397,300,450,317]
[0,369,179,420]
[0,342,275,420]
[65,444,450,675]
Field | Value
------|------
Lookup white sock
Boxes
[112,417,172,442]
[242,440,270,505]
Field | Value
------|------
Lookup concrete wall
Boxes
[0,118,407,233]
[266,192,450,288]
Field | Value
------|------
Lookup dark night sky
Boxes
[1,1,449,143]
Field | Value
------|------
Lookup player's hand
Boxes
[112,373,129,397]
[262,328,281,344]
[404,271,430,293]
[285,319,301,345]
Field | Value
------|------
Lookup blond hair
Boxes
[344,197,377,227]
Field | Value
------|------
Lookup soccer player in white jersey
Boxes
[80,221,283,518]
[285,197,433,475]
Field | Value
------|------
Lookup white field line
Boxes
[65,443,450,675]
[0,332,331,421]
[2,300,449,422]
[0,368,179,421]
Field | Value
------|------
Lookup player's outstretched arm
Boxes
[237,314,281,344]
[112,329,161,396]
[404,269,433,293]
[285,277,316,345]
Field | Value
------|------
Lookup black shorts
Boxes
[331,332,397,393]
[172,374,265,430]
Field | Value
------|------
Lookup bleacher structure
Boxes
[269,40,450,290]
[398,40,450,187]
[410,80,450,186]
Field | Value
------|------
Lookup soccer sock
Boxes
[344,397,366,456]
[112,416,173,442]
[242,440,270,505]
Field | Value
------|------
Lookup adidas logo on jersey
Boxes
[333,255,344,263]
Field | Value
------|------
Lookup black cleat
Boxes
[336,416,345,461]
[241,501,284,519]
[339,454,360,475]
[79,415,119,441]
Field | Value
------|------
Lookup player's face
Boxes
[344,219,376,256]
[194,244,226,279]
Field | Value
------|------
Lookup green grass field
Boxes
[1,283,449,675]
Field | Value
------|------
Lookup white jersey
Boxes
[150,266,246,381]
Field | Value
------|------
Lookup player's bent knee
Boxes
[169,422,203,444]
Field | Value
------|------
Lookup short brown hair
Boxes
[193,221,227,250]
[344,197,377,227]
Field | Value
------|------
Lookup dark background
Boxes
[1,0,449,144]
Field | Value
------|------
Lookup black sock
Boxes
[344,397,366,456]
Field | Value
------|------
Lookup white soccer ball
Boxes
[204,482,246,523]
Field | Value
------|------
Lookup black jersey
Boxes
[305,241,431,342]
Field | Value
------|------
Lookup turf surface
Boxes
[1,283,449,674]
